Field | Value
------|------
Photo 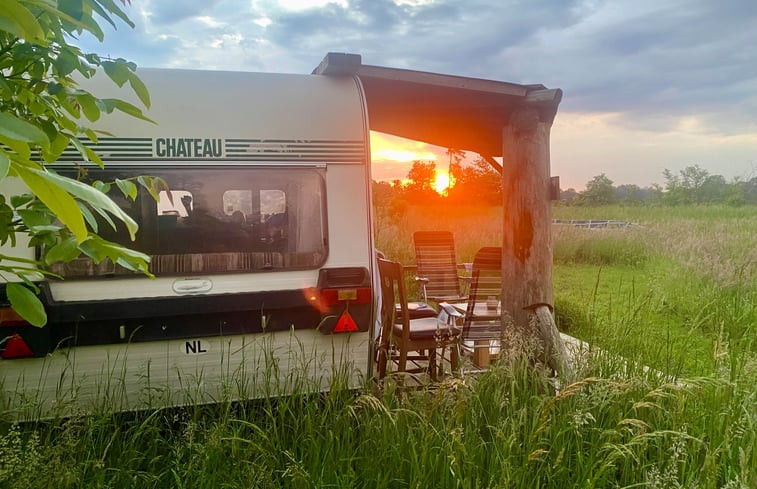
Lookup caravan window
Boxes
[50,166,328,277]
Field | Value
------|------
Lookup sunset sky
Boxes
[79,0,756,190]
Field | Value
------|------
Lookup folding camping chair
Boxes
[412,231,468,304]
[439,247,505,367]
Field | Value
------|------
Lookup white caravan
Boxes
[1,53,562,418]
[1,67,375,418]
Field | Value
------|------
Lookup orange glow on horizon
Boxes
[371,132,438,163]
[370,132,470,195]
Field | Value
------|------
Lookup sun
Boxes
[434,171,451,194]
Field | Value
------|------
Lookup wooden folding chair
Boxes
[376,258,460,379]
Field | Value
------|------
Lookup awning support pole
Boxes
[500,105,570,376]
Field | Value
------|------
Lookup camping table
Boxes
[450,301,501,368]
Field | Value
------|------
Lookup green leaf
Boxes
[51,111,78,133]
[47,82,63,95]
[12,162,88,242]
[127,71,151,108]
[44,235,81,264]
[34,169,140,240]
[78,238,103,262]
[54,48,79,76]
[101,98,155,123]
[84,53,101,65]
[84,128,99,143]
[0,113,50,146]
[87,0,117,30]
[42,132,71,163]
[0,74,10,93]
[69,136,104,168]
[89,201,117,231]
[0,1,46,42]
[39,3,93,38]
[93,180,111,193]
[102,60,130,87]
[10,194,34,208]
[17,209,54,229]
[0,152,9,180]
[39,119,59,144]
[115,178,137,200]
[28,224,64,234]
[80,235,152,277]
[77,200,98,232]
[76,6,105,41]
[138,176,170,203]
[6,282,47,327]
[58,0,84,21]
[0,135,31,160]
[77,93,101,122]
[93,0,134,28]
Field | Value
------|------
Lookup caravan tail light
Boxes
[304,287,372,312]
[307,267,373,334]
[317,287,372,307]
[1,307,34,359]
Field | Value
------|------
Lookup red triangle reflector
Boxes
[1,334,34,359]
[333,310,359,333]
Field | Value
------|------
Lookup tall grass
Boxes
[550,205,756,374]
[374,204,502,265]
[1,347,754,488]
[1,204,755,488]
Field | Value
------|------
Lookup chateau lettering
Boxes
[155,138,222,158]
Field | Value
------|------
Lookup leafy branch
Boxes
[0,0,156,326]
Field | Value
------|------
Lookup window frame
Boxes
[47,164,330,278]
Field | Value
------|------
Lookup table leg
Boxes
[473,341,490,367]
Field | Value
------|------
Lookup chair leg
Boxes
[398,347,408,373]
[428,349,437,381]
[450,343,459,373]
[376,345,388,379]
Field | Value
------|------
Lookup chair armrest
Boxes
[437,302,464,329]
[438,302,464,318]
[458,275,471,295]
[414,276,430,302]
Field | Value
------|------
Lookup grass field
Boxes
[1,204,755,488]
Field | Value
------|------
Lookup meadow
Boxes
[0,204,754,488]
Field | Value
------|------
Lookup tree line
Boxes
[374,158,757,209]
[373,150,504,213]
[564,165,757,206]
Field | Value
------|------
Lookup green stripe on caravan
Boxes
[155,138,223,158]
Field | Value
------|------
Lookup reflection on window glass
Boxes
[260,189,285,222]
[157,190,192,217]
[223,190,253,216]
[51,167,328,277]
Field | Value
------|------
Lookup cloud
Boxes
[147,0,224,25]
[504,0,757,134]
[73,0,756,185]
[552,111,757,189]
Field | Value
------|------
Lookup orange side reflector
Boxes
[1,334,33,359]
[333,310,359,333]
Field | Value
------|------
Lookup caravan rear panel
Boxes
[0,69,376,418]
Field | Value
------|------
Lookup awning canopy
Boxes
[313,52,562,158]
